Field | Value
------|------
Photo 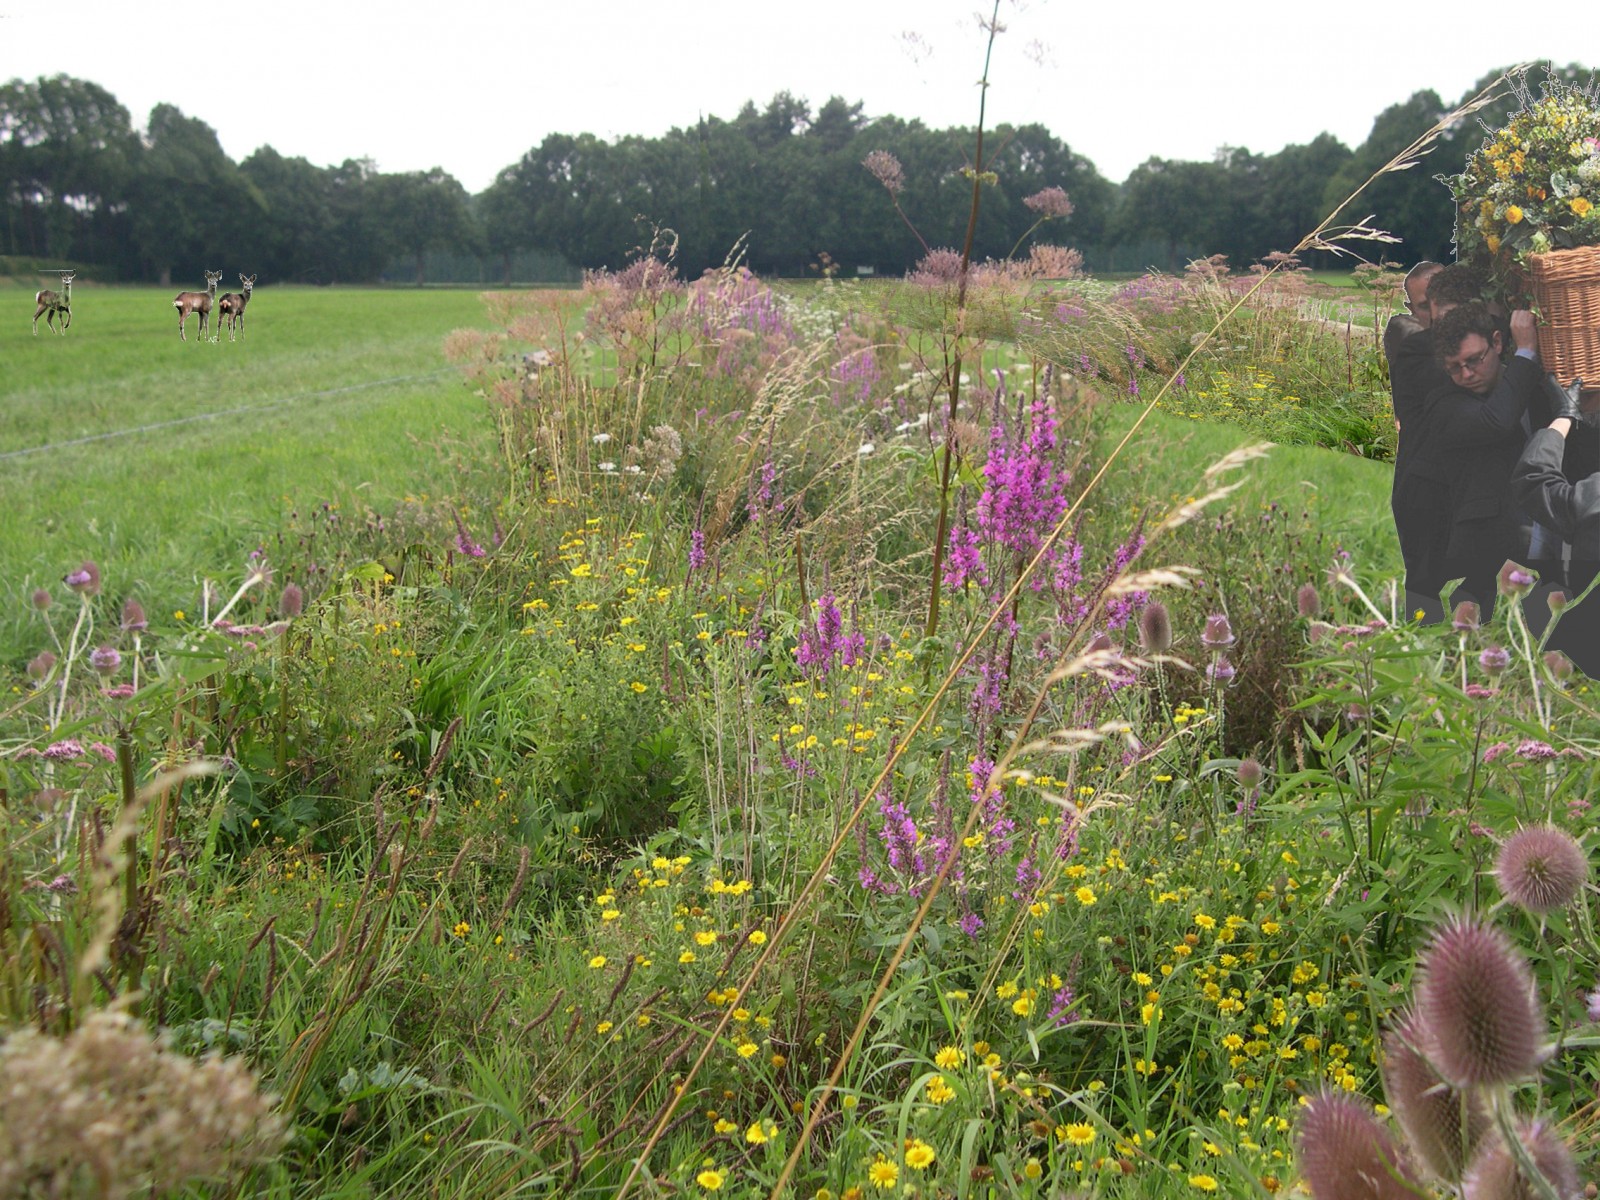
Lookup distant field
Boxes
[0,285,497,659]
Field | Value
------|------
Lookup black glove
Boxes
[1546,374,1584,423]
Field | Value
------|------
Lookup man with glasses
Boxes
[1400,302,1540,619]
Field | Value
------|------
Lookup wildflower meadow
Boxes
[2,44,1597,1200]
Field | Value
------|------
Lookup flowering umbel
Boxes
[1414,915,1546,1087]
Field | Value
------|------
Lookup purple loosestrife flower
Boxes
[452,514,485,558]
[1414,915,1546,1087]
[89,645,121,676]
[958,910,984,938]
[974,392,1068,561]
[1044,980,1079,1027]
[1495,824,1588,914]
[688,529,707,573]
[63,560,101,596]
[1587,986,1600,1023]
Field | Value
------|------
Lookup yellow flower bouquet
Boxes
[1447,75,1600,291]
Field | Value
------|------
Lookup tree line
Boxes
[0,65,1589,286]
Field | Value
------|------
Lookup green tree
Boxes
[1322,90,1453,265]
[374,167,479,285]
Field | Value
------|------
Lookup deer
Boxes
[32,271,75,336]
[174,270,224,342]
[216,273,256,341]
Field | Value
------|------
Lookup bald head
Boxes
[1405,261,1444,328]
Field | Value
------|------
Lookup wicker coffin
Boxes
[1528,244,1600,387]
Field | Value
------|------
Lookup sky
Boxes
[4,1,1597,192]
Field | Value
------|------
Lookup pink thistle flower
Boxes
[1497,560,1536,597]
[89,645,121,675]
[1379,1010,1488,1183]
[63,560,101,596]
[278,583,304,619]
[1295,1089,1419,1200]
[1207,655,1237,685]
[1200,613,1235,649]
[1236,758,1264,787]
[1478,645,1510,676]
[1414,915,1546,1087]
[1494,824,1588,914]
[1296,582,1321,617]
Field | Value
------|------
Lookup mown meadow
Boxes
[1,250,1597,1200]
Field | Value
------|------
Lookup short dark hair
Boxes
[1405,261,1443,288]
[1431,302,1501,361]
[1425,264,1488,308]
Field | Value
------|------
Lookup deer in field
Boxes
[32,271,75,336]
[174,270,224,342]
[217,273,256,341]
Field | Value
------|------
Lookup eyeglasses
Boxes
[1445,343,1495,379]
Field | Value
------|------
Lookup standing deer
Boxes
[217,273,256,341]
[174,270,223,342]
[32,271,75,336]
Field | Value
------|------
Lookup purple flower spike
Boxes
[688,528,706,573]
[1200,613,1235,649]
[89,645,122,676]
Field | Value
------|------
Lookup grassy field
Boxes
[0,281,1405,663]
[0,284,495,658]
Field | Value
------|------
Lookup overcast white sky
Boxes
[3,1,1596,192]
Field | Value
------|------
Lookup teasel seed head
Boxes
[1460,1119,1581,1200]
[1414,915,1546,1088]
[1494,825,1589,915]
[1296,1089,1420,1200]
[1379,1009,1488,1182]
[1138,601,1172,654]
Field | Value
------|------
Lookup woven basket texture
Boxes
[1529,245,1600,387]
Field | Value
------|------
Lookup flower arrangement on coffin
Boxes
[1448,74,1600,288]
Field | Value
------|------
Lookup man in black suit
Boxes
[1384,262,1445,616]
[1399,302,1540,620]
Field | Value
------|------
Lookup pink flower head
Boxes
[1295,1089,1419,1200]
[1296,582,1320,618]
[1451,601,1481,631]
[63,560,101,596]
[1380,1009,1487,1183]
[30,587,51,611]
[1021,186,1074,220]
[1207,655,1236,685]
[1542,650,1573,680]
[26,651,56,681]
[1200,613,1235,649]
[278,582,304,619]
[89,645,121,676]
[1460,1119,1580,1200]
[1495,824,1588,914]
[1497,560,1536,597]
[1478,645,1510,676]
[862,149,904,197]
[120,597,147,632]
[1414,914,1546,1087]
